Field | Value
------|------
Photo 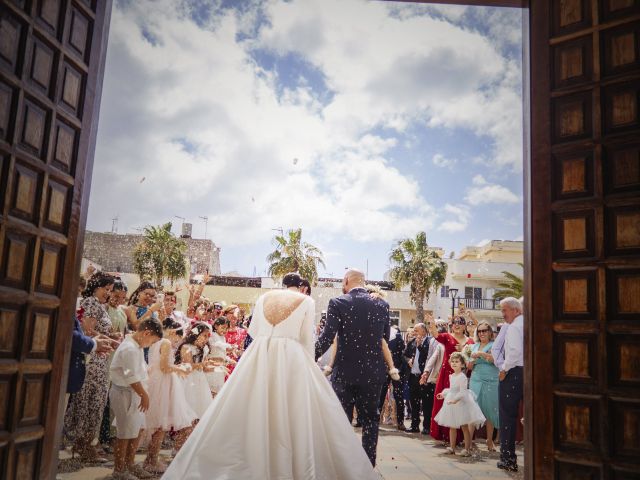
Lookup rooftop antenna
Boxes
[111,215,118,234]
[199,216,209,240]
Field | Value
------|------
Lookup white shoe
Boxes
[445,447,455,455]
[459,449,471,457]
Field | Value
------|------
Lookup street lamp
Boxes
[449,288,459,320]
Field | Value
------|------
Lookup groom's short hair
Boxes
[283,272,302,288]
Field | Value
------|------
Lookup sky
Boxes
[87,0,524,280]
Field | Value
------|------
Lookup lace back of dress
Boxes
[262,292,306,327]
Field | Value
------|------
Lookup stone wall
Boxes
[82,231,221,276]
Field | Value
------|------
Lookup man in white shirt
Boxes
[109,319,162,480]
[497,297,524,472]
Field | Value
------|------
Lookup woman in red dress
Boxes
[428,314,475,443]
[223,305,246,374]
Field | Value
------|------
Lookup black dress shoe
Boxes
[497,460,518,472]
[421,429,429,435]
[397,424,407,431]
[408,427,420,433]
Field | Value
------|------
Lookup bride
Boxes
[162,272,378,480]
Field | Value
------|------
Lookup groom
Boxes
[315,268,390,466]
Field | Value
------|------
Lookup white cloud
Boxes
[432,153,457,170]
[465,177,520,205]
[89,0,443,247]
[87,0,523,274]
[472,174,487,185]
[439,204,470,233]
[257,0,523,171]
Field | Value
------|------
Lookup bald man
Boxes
[315,268,391,466]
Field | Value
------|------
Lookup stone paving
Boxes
[58,424,524,480]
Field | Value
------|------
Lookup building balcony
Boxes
[456,297,500,310]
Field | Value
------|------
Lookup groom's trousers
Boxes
[333,380,384,466]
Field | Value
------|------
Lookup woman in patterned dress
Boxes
[64,272,116,463]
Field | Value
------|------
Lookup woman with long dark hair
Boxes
[126,281,162,331]
[64,272,116,463]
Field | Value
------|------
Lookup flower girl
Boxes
[143,319,196,473]
[434,352,486,456]
[176,322,214,420]
[206,318,234,396]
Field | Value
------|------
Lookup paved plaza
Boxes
[58,424,524,480]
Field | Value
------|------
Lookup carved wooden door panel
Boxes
[529,0,640,477]
[0,0,111,478]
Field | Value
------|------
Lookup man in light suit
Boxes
[315,268,390,466]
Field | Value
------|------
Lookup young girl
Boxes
[428,314,475,443]
[434,352,486,456]
[224,305,246,374]
[143,319,197,473]
[176,322,214,420]
[206,318,235,396]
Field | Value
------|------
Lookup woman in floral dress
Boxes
[64,272,116,463]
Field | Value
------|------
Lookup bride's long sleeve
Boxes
[299,298,316,357]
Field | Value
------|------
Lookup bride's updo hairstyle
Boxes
[282,272,302,288]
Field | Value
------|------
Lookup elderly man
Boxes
[497,297,524,472]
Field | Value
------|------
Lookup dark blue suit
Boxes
[404,336,436,431]
[315,288,390,465]
[379,329,408,426]
[67,316,95,394]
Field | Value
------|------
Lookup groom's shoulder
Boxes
[330,293,352,305]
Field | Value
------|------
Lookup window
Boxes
[440,285,450,297]
[390,310,401,325]
[464,286,482,299]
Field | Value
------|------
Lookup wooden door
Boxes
[528,0,640,477]
[0,0,111,478]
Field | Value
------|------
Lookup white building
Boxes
[425,240,524,327]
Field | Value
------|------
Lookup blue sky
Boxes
[87,0,523,280]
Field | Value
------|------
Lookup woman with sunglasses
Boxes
[467,321,500,451]
[427,313,475,444]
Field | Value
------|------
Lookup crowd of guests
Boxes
[378,298,524,472]
[65,266,524,478]
[65,270,266,479]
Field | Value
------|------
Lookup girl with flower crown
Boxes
[142,318,196,474]
[175,322,214,420]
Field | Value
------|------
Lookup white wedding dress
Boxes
[163,290,378,480]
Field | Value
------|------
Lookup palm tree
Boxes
[493,263,524,299]
[133,222,188,288]
[266,228,326,285]
[389,232,447,323]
